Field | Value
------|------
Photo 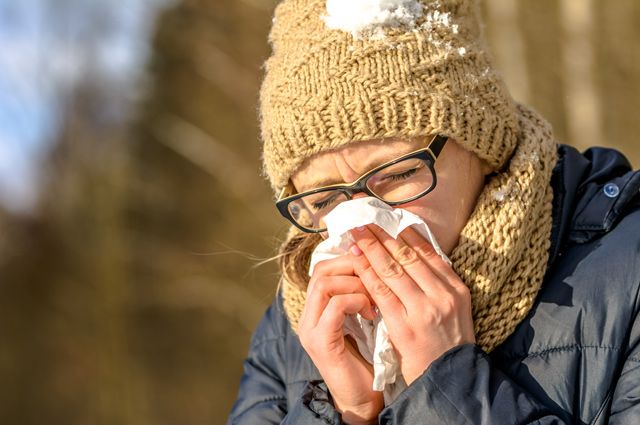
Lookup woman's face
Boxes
[290,137,492,255]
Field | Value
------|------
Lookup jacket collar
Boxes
[548,145,640,269]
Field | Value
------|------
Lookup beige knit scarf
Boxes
[280,105,557,353]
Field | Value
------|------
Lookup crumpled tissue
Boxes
[308,197,451,405]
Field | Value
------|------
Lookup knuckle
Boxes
[416,241,437,258]
[307,276,326,295]
[422,303,446,324]
[428,310,445,325]
[313,259,329,275]
[352,254,368,272]
[313,257,343,275]
[441,299,455,316]
[372,280,394,298]
[397,326,415,341]
[313,259,335,276]
[395,245,420,266]
[440,293,459,316]
[456,285,472,301]
[326,296,344,311]
[379,260,404,280]
[359,238,379,251]
[353,256,373,274]
[330,294,356,311]
[324,338,343,355]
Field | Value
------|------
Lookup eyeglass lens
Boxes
[287,156,434,230]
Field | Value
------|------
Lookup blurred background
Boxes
[0,0,638,423]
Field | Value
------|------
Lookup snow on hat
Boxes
[260,0,519,192]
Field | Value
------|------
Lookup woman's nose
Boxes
[351,192,369,200]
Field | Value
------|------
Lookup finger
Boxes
[350,224,424,304]
[316,293,378,340]
[399,226,464,289]
[302,255,365,328]
[366,223,446,299]
[312,254,357,277]
[304,276,376,326]
[397,227,469,310]
[308,255,357,295]
[351,252,407,330]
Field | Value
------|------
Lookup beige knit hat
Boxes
[260,0,520,192]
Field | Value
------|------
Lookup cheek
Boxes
[396,196,457,254]
[397,172,481,254]
[402,175,472,222]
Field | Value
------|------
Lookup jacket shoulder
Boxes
[556,190,640,319]
[227,291,293,423]
[532,205,640,353]
[550,145,640,263]
[249,290,291,348]
[503,148,640,357]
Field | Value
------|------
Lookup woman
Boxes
[229,0,640,423]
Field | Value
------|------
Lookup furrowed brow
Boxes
[298,176,342,192]
[298,149,409,192]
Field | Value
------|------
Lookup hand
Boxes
[349,224,476,385]
[297,255,384,424]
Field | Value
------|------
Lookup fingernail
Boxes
[355,225,366,232]
[350,244,363,256]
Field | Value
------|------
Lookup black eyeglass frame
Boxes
[275,135,449,233]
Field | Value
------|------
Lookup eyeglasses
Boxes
[275,135,448,233]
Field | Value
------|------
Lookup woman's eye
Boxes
[386,168,418,181]
[312,194,338,210]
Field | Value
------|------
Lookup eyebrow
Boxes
[297,148,413,193]
[298,175,343,192]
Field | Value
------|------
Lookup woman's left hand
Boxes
[349,224,476,386]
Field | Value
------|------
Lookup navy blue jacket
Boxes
[228,145,640,424]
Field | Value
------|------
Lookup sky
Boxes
[0,0,171,212]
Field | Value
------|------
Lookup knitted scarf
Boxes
[280,104,557,353]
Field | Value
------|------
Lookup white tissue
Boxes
[308,197,451,405]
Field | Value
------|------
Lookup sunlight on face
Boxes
[291,137,491,255]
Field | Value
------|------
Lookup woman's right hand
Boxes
[297,254,383,425]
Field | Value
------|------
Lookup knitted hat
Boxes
[260,0,519,192]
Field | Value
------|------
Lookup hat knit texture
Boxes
[260,0,519,192]
[260,0,559,354]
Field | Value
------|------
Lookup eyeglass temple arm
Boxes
[277,179,299,201]
[429,135,448,158]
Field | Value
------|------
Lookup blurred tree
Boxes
[482,0,640,165]
[123,0,282,422]
[593,0,640,162]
